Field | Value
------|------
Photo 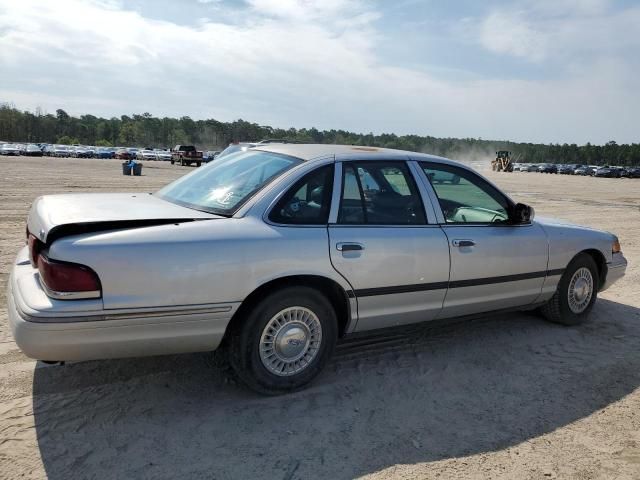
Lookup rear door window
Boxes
[338,161,426,225]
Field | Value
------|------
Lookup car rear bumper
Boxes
[8,248,238,362]
[601,252,627,292]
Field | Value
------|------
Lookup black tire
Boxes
[180,159,185,166]
[170,159,174,165]
[196,161,201,167]
[228,286,338,395]
[540,253,599,326]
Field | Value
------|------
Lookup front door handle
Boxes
[452,239,475,247]
[336,242,364,252]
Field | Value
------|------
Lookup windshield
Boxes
[157,150,302,215]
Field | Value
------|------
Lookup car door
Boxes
[328,160,450,332]
[417,161,549,318]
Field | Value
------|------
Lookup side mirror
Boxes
[512,203,534,224]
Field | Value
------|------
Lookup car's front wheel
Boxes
[228,286,338,395]
[540,253,599,326]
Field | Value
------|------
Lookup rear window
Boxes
[157,150,302,215]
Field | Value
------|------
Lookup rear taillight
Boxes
[37,254,101,300]
[28,234,43,268]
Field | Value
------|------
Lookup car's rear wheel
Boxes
[540,253,599,326]
[228,286,338,395]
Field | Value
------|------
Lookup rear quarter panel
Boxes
[46,217,347,310]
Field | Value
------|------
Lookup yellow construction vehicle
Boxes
[491,151,514,172]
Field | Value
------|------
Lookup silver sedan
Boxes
[8,144,627,394]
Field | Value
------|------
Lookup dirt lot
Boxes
[1,157,639,480]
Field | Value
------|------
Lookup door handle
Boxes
[336,242,364,252]
[452,239,475,247]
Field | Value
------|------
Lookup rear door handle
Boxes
[336,242,364,252]
[452,239,475,247]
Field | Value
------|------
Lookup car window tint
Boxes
[269,165,334,225]
[338,161,426,225]
[420,163,510,224]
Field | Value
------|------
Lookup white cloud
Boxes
[479,11,548,62]
[0,0,638,144]
[476,0,640,64]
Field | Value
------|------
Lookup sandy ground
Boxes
[0,157,639,480]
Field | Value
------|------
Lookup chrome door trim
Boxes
[329,224,442,229]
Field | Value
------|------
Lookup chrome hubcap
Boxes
[568,267,593,314]
[259,307,322,376]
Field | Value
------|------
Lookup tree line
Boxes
[1,103,638,165]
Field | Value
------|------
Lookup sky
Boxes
[0,0,638,144]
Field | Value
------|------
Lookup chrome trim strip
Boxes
[17,302,235,324]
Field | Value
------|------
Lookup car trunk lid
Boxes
[28,193,220,244]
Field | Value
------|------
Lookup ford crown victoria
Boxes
[8,144,627,394]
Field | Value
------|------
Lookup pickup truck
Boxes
[171,145,203,167]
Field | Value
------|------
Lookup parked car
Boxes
[557,164,576,174]
[8,145,627,394]
[114,149,132,160]
[52,145,72,157]
[137,149,157,161]
[0,143,21,155]
[153,149,172,161]
[594,166,620,178]
[72,146,91,158]
[171,145,203,166]
[204,150,221,163]
[15,144,27,155]
[538,163,558,173]
[94,147,114,159]
[24,144,44,157]
[525,164,538,172]
[622,167,640,178]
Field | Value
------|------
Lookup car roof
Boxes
[252,143,455,165]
